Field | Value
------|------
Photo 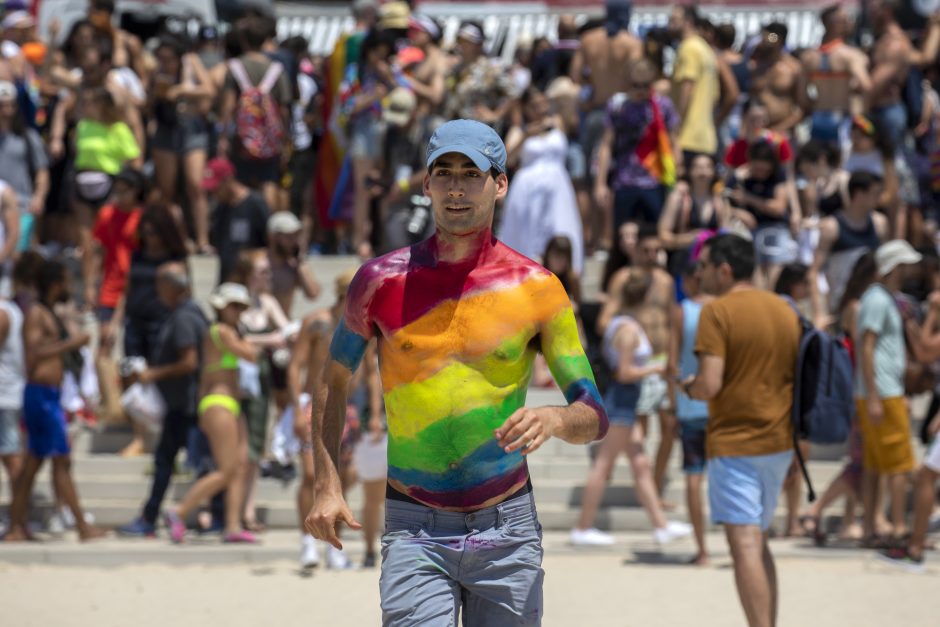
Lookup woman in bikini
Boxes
[163,283,259,544]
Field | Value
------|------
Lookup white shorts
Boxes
[925,436,940,474]
[271,393,311,464]
[353,434,388,482]
[637,373,670,416]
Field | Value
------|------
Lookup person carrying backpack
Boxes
[681,234,800,627]
[219,16,292,213]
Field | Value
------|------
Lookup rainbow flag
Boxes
[314,31,364,228]
[636,96,676,187]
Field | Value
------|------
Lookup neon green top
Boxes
[204,324,240,373]
[74,119,141,175]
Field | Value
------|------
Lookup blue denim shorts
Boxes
[708,450,793,530]
[380,491,544,626]
[0,407,21,455]
[603,382,640,427]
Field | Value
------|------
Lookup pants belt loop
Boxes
[426,508,435,532]
[496,502,506,529]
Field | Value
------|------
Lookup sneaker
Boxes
[362,553,377,569]
[117,517,157,538]
[327,545,353,569]
[223,530,259,544]
[569,527,615,546]
[163,510,187,544]
[46,512,66,535]
[876,547,925,574]
[653,521,693,546]
[300,535,320,569]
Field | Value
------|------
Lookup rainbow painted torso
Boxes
[332,238,605,512]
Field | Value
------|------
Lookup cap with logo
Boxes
[426,119,507,174]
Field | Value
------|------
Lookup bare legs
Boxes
[362,479,385,560]
[4,453,42,540]
[908,466,939,559]
[172,408,246,536]
[725,525,777,627]
[686,473,708,564]
[1,452,22,505]
[182,150,210,251]
[576,423,669,531]
[653,411,677,502]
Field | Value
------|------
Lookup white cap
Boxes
[875,240,922,278]
[267,211,302,235]
[2,11,34,30]
[208,283,251,310]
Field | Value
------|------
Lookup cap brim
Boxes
[202,177,222,192]
[879,251,923,277]
[427,146,494,173]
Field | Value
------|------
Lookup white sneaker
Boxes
[46,512,65,535]
[570,527,615,546]
[300,535,320,569]
[327,545,352,569]
[653,521,693,546]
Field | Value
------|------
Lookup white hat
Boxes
[875,240,922,277]
[208,283,251,310]
[267,211,302,234]
[2,11,34,30]
[383,87,417,127]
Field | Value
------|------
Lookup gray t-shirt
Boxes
[0,129,48,207]
[153,299,209,415]
[855,284,906,399]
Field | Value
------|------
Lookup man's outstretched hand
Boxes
[304,490,362,550]
[495,407,562,456]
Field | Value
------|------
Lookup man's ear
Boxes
[423,172,432,195]
[494,172,509,200]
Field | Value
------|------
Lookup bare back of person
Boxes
[803,43,868,113]
[580,27,642,108]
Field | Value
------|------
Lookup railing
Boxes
[275,6,826,59]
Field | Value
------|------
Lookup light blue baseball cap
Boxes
[426,119,507,174]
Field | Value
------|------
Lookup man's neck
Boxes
[821,32,843,47]
[429,229,495,265]
[843,203,871,222]
[724,281,754,295]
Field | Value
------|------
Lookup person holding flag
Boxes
[594,59,680,233]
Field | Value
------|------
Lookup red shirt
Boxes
[724,131,793,169]
[92,204,142,308]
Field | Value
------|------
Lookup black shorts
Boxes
[679,418,708,474]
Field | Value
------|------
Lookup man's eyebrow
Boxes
[432,158,477,170]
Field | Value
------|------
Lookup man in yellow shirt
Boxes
[668,6,720,163]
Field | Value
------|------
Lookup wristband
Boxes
[397,178,410,193]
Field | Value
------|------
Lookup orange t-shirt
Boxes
[92,204,142,308]
[694,289,800,459]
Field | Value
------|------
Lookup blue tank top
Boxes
[677,299,710,421]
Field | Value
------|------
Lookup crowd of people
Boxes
[0,0,936,599]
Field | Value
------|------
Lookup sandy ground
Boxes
[0,531,936,627]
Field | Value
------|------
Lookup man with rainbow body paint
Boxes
[304,119,609,625]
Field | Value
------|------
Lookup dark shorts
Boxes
[23,383,69,458]
[614,185,665,227]
[233,152,282,187]
[97,306,115,323]
[151,116,210,155]
[603,382,640,427]
[679,418,708,474]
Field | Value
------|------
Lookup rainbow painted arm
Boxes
[329,318,370,372]
[540,303,609,442]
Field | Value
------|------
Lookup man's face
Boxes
[698,246,720,295]
[829,8,850,38]
[858,184,883,212]
[273,232,300,256]
[667,7,685,38]
[753,30,782,61]
[424,154,507,239]
[155,276,177,308]
[636,236,662,269]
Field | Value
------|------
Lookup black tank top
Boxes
[818,189,845,216]
[832,212,879,253]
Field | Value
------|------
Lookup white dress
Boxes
[498,128,584,274]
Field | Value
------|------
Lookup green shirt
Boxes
[74,120,140,175]
[855,284,906,399]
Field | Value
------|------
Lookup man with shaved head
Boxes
[118,261,210,537]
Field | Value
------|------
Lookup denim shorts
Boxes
[380,491,544,626]
[679,418,708,474]
[708,450,793,530]
[0,407,21,455]
[603,382,640,427]
[754,226,798,266]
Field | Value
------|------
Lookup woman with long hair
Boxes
[571,269,691,547]
[800,252,878,544]
[163,283,260,544]
[658,154,729,258]
[231,249,293,532]
[110,202,188,456]
[149,34,215,253]
[499,86,584,274]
